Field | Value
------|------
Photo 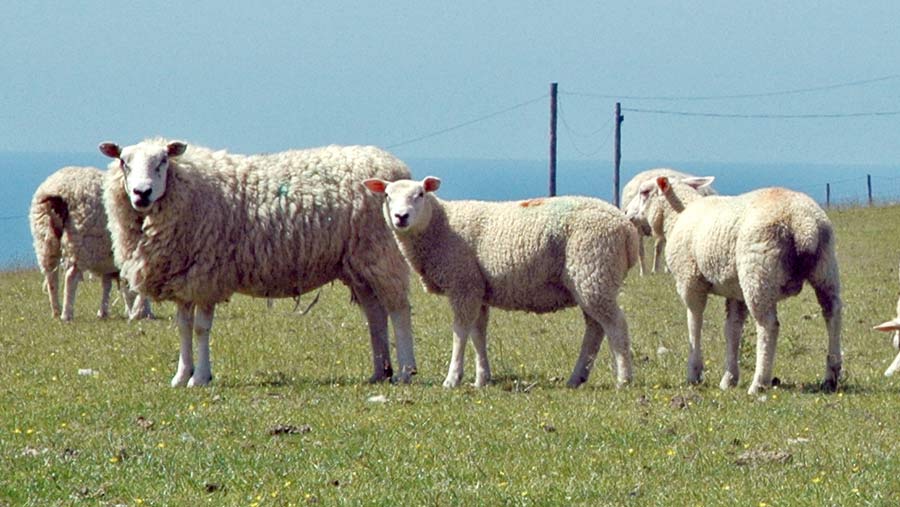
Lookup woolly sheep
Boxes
[29,166,152,321]
[872,264,900,376]
[626,176,842,394]
[363,176,638,388]
[621,168,717,276]
[99,138,417,387]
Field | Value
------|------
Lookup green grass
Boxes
[3,205,900,506]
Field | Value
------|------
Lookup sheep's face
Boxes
[363,177,441,234]
[624,178,662,226]
[99,140,187,212]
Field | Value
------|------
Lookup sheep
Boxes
[625,176,842,394]
[872,265,900,376]
[621,168,717,276]
[29,166,152,321]
[99,138,417,387]
[363,176,638,388]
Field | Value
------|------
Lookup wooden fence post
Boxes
[549,82,558,197]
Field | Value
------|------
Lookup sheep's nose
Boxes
[133,187,152,200]
[394,213,409,227]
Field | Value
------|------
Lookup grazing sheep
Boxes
[621,168,717,276]
[626,176,842,394]
[872,266,900,376]
[99,139,417,387]
[363,176,638,388]
[29,166,152,321]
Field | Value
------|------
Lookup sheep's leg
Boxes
[637,234,647,276]
[61,264,82,321]
[604,306,633,387]
[356,288,392,383]
[471,305,491,387]
[390,306,418,383]
[812,283,842,390]
[720,298,747,389]
[886,351,900,377]
[46,269,61,318]
[652,237,666,273]
[98,274,114,319]
[129,294,154,320]
[172,302,195,387]
[443,317,471,388]
[747,305,779,395]
[188,303,215,387]
[683,290,708,384]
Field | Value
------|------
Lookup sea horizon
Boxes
[2,151,898,269]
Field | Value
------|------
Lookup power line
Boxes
[561,73,900,102]
[622,107,900,119]
[386,94,546,149]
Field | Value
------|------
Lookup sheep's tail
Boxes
[29,194,69,275]
[789,204,837,283]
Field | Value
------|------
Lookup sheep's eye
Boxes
[155,160,165,174]
[415,191,424,199]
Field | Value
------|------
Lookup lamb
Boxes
[99,138,417,387]
[363,176,638,388]
[626,176,842,394]
[621,168,717,276]
[29,166,152,321]
[872,265,900,376]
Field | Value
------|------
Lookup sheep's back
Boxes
[31,167,117,275]
[444,196,632,311]
[108,143,408,303]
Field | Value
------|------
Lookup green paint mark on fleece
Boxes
[276,182,290,198]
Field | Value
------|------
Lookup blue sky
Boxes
[1,1,899,165]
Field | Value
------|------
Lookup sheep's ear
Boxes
[99,142,121,159]
[655,176,671,194]
[167,141,187,157]
[682,176,715,190]
[362,178,388,194]
[874,319,900,332]
[423,176,441,193]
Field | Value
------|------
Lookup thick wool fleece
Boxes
[30,166,117,278]
[104,140,410,310]
[645,179,842,393]
[400,195,638,313]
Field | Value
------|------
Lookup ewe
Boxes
[364,176,638,388]
[29,166,151,321]
[100,139,417,386]
[621,168,717,276]
[626,176,842,394]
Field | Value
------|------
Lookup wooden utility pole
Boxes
[613,102,624,207]
[549,82,558,197]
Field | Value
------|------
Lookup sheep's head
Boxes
[873,291,900,376]
[363,176,441,234]
[99,140,187,212]
[625,175,715,227]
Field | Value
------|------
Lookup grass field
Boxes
[3,204,900,506]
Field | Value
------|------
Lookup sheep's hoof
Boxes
[171,367,194,387]
[820,377,838,393]
[566,376,586,388]
[474,375,491,388]
[747,381,767,395]
[442,377,462,389]
[188,373,212,387]
[615,378,631,389]
[719,372,738,390]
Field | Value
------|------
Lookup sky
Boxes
[1,1,899,165]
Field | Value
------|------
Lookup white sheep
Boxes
[626,176,843,394]
[363,176,638,388]
[29,166,152,321]
[621,168,717,276]
[99,138,417,387]
[872,265,900,376]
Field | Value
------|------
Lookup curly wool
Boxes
[31,166,117,279]
[103,139,411,310]
[400,196,638,311]
[621,168,717,275]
